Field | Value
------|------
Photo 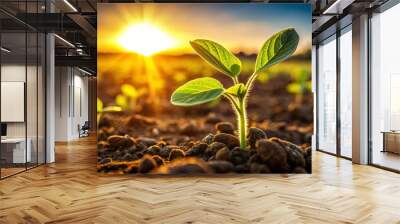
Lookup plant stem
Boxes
[223,94,240,112]
[235,71,264,149]
[224,93,247,149]
[233,76,239,85]
[238,98,247,149]
[235,72,261,150]
[244,71,257,93]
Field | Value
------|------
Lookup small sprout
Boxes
[287,69,311,104]
[117,84,142,111]
[173,71,187,82]
[97,98,122,127]
[103,106,122,112]
[171,28,299,149]
[98,97,122,113]
[121,84,138,98]
[97,98,104,126]
[115,94,129,110]
[97,98,104,113]
[287,69,311,95]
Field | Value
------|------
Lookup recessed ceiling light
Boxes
[54,34,75,48]
[78,67,93,76]
[322,0,355,15]
[63,0,78,12]
[1,47,11,53]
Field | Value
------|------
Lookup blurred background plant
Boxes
[287,69,312,103]
[97,98,122,126]
[115,84,146,111]
[97,54,311,115]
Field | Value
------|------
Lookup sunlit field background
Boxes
[98,52,311,115]
[98,3,312,147]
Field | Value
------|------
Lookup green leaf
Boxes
[190,39,241,78]
[255,28,299,73]
[171,77,224,106]
[225,83,246,98]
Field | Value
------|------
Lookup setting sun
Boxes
[118,23,175,56]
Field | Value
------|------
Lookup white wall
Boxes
[72,73,89,138]
[55,66,70,141]
[1,65,33,138]
[55,67,89,141]
[1,63,46,164]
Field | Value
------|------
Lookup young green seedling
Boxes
[115,84,140,111]
[97,98,122,127]
[287,69,311,104]
[170,28,299,149]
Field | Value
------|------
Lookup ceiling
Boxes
[0,0,392,74]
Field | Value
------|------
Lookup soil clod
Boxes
[121,153,138,161]
[186,143,208,157]
[152,155,165,166]
[107,135,135,149]
[205,113,222,124]
[180,122,199,135]
[147,145,161,155]
[247,127,267,149]
[201,134,214,144]
[250,163,270,173]
[205,142,226,157]
[138,156,157,173]
[208,161,234,173]
[136,137,158,147]
[213,133,240,149]
[169,148,185,161]
[256,139,289,172]
[215,122,235,135]
[215,147,230,161]
[159,146,172,158]
[155,158,212,174]
[127,115,156,129]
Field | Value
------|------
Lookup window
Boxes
[0,2,46,179]
[317,35,337,154]
[339,27,352,158]
[370,3,400,171]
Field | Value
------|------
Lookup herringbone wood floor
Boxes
[1,137,400,224]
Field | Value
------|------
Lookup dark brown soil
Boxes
[97,75,313,174]
[97,118,311,174]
